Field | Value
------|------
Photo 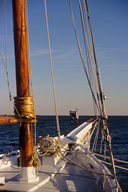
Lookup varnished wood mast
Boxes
[12,0,33,167]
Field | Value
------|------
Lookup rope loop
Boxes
[2,154,9,165]
[37,135,61,157]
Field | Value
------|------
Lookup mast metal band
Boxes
[14,97,35,119]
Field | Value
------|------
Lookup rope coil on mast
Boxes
[14,96,35,119]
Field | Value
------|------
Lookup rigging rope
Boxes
[44,0,61,142]
[60,150,114,178]
[102,120,122,192]
[82,0,102,115]
[0,51,12,102]
[59,149,128,168]
[4,0,7,72]
[25,0,34,99]
[69,0,100,114]
[85,0,107,119]
[79,0,98,117]
[83,0,96,81]
[78,0,102,116]
[82,0,99,117]
[99,159,128,172]
[70,1,122,191]
[91,121,100,152]
[0,0,12,102]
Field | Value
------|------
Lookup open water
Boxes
[0,116,128,191]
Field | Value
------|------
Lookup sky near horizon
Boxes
[0,0,128,116]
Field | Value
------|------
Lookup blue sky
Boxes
[0,0,128,115]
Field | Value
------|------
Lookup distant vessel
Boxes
[0,0,125,191]
[70,108,79,124]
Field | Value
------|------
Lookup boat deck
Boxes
[0,151,116,192]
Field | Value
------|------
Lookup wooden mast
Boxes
[12,0,33,167]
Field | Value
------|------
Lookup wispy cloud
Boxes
[97,46,128,55]
[30,48,49,57]
[30,47,77,57]
[54,48,77,59]
[54,48,81,66]
[30,47,81,65]
[96,46,128,66]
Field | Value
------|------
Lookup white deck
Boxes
[0,120,117,192]
[0,152,117,192]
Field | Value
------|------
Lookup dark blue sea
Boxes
[0,116,128,191]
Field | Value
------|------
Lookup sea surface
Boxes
[0,116,128,191]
